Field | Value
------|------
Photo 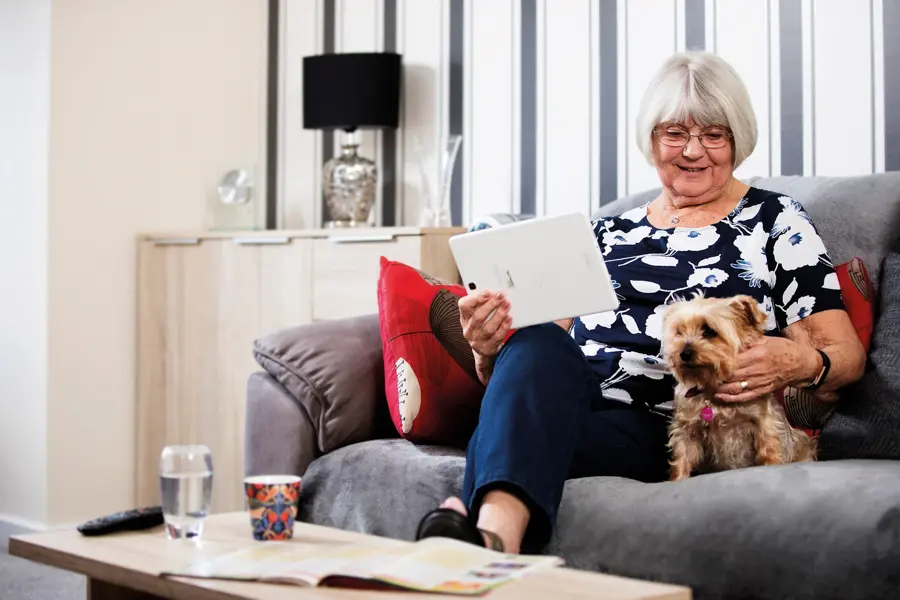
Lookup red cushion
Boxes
[376,257,485,445]
[779,257,875,437]
[835,257,875,353]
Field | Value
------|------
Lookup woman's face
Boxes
[653,118,735,204]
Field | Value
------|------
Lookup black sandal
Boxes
[415,508,505,552]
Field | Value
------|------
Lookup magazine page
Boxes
[165,536,563,595]
[359,537,563,595]
[274,541,414,583]
[164,542,330,586]
[164,539,415,587]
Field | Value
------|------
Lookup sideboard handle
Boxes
[233,236,291,245]
[327,234,396,244]
[152,237,200,246]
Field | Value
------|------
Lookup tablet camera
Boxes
[468,282,477,290]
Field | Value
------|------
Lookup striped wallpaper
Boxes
[276,0,897,230]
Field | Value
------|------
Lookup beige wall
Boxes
[1,0,267,528]
[0,0,51,529]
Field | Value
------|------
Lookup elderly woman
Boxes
[415,51,867,554]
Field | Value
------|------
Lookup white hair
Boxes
[635,51,758,169]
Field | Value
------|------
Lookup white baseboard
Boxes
[0,513,46,534]
[1,514,89,536]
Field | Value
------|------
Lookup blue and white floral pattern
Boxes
[572,187,845,410]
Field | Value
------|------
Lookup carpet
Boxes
[1,521,84,600]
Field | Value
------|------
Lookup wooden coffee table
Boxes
[9,512,691,599]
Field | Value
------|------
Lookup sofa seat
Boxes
[299,438,900,600]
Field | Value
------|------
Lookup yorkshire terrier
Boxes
[662,293,816,481]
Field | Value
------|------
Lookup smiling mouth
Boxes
[678,166,708,173]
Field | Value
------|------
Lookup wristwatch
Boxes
[804,349,831,391]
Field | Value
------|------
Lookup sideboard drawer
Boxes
[311,234,423,320]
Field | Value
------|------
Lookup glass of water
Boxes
[159,445,213,540]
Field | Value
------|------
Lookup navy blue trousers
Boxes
[460,323,671,552]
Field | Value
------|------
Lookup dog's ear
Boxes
[729,295,766,330]
[661,297,683,325]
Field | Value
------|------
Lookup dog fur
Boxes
[662,293,816,481]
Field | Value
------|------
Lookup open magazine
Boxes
[162,536,563,595]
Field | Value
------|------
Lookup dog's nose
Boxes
[680,347,695,363]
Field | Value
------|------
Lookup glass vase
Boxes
[420,134,462,228]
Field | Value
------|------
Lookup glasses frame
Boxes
[653,125,734,149]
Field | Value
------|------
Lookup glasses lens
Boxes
[700,130,729,148]
[659,128,689,147]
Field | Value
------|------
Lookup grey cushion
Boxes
[550,461,900,600]
[252,313,393,454]
[594,173,900,293]
[299,439,465,540]
[819,253,900,460]
[300,439,900,600]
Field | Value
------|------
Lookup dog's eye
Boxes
[702,324,717,339]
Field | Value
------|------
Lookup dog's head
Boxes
[662,293,767,389]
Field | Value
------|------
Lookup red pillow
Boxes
[835,257,875,353]
[376,257,485,446]
[779,257,875,437]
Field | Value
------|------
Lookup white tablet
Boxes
[448,212,619,329]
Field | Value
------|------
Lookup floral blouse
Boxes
[571,186,845,412]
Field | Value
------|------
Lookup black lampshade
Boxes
[303,52,402,131]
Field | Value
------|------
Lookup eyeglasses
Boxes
[653,125,733,149]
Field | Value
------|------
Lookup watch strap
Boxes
[805,349,831,391]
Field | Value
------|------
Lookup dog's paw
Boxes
[668,463,693,481]
[757,445,785,466]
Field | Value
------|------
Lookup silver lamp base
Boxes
[323,131,377,228]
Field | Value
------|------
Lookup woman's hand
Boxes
[714,336,820,403]
[459,290,513,359]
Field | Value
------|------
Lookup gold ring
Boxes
[740,380,749,391]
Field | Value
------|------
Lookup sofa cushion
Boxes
[550,460,900,600]
[594,173,900,293]
[252,314,395,455]
[299,439,900,600]
[299,439,465,540]
[376,257,484,446]
[819,252,900,461]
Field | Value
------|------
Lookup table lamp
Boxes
[303,52,402,228]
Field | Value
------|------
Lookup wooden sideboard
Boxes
[135,227,463,512]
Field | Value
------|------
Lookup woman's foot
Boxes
[416,497,505,552]
[439,496,469,513]
[419,495,527,555]
[439,498,499,547]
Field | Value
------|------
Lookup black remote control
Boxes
[76,506,165,536]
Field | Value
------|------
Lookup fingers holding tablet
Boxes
[458,290,512,357]
[486,312,513,351]
[473,292,507,328]
[457,289,490,319]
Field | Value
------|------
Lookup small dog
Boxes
[662,293,815,481]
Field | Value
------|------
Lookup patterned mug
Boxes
[244,475,301,541]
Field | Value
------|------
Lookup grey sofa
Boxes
[245,173,900,600]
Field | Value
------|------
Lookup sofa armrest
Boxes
[251,314,395,458]
[245,371,319,477]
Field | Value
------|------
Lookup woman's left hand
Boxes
[714,336,817,403]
